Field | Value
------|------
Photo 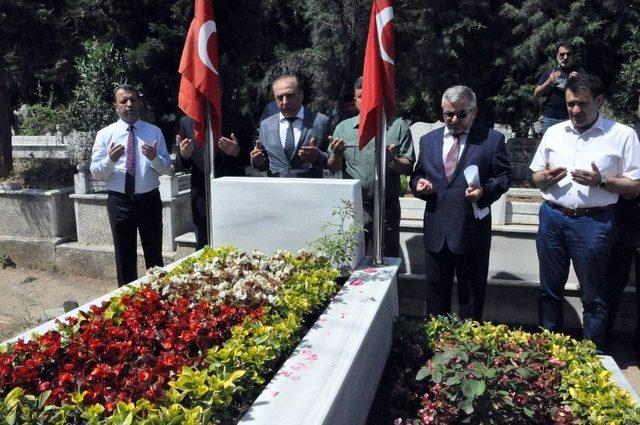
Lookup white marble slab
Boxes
[600,355,640,403]
[211,177,365,270]
[240,257,400,425]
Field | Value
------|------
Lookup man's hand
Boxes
[571,162,602,186]
[298,138,320,164]
[328,136,346,157]
[465,185,484,202]
[536,163,567,190]
[385,144,397,165]
[108,141,125,162]
[219,133,241,158]
[176,135,194,159]
[415,178,434,195]
[569,71,579,78]
[250,140,267,168]
[141,140,158,160]
[548,70,561,85]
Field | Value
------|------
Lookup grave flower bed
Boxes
[0,247,338,423]
[370,316,640,424]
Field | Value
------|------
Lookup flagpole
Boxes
[373,107,386,265]
[204,102,216,246]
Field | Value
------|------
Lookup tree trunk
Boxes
[0,65,12,178]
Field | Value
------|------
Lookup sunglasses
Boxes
[444,110,471,119]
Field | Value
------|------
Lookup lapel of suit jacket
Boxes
[430,127,447,178]
[298,110,314,150]
[268,115,288,160]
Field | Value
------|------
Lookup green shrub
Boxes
[411,316,640,424]
[18,104,66,136]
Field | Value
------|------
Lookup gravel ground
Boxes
[0,266,117,341]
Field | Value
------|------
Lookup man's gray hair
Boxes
[442,86,476,108]
[272,74,302,93]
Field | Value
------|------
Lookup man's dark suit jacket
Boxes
[175,115,250,192]
[410,124,511,254]
[256,109,330,178]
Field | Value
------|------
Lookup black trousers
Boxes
[191,187,208,250]
[424,238,491,322]
[107,189,164,286]
[604,238,640,349]
[363,197,401,258]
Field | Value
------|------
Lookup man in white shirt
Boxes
[250,75,330,178]
[530,74,640,350]
[90,84,172,286]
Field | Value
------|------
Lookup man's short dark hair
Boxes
[565,73,605,98]
[557,40,572,52]
[113,84,139,101]
[354,76,363,91]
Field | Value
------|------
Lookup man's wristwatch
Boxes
[597,175,607,188]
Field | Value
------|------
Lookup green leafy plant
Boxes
[412,316,640,424]
[0,247,339,423]
[311,200,364,275]
[18,104,66,136]
[64,39,127,166]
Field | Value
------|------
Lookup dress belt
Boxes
[108,188,159,202]
[545,201,612,218]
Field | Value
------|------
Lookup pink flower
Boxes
[302,349,318,361]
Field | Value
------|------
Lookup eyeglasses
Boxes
[443,110,471,119]
[558,52,571,57]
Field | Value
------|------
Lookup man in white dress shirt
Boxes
[530,74,640,350]
[90,84,172,286]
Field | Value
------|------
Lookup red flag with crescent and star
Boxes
[178,0,222,147]
[358,0,396,150]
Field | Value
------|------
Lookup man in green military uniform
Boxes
[327,76,415,257]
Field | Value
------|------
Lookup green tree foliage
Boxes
[4,0,640,176]
[611,4,640,124]
[395,0,508,126]
[66,40,127,133]
[496,0,631,133]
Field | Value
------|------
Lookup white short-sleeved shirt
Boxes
[529,115,640,208]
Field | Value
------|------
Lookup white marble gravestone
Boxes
[210,177,365,270]
[410,121,446,159]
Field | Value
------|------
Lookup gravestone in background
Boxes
[409,121,445,159]
[505,137,540,183]
[211,177,365,270]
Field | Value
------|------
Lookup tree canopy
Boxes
[2,0,640,175]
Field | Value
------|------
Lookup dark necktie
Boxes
[444,135,459,182]
[284,117,297,161]
[125,125,136,195]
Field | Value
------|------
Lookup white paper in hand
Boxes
[464,165,490,220]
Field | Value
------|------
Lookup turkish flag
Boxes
[178,0,222,147]
[358,0,396,150]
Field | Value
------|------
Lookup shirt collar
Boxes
[350,114,394,129]
[444,128,469,138]
[566,113,605,135]
[279,106,305,123]
[119,119,140,130]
